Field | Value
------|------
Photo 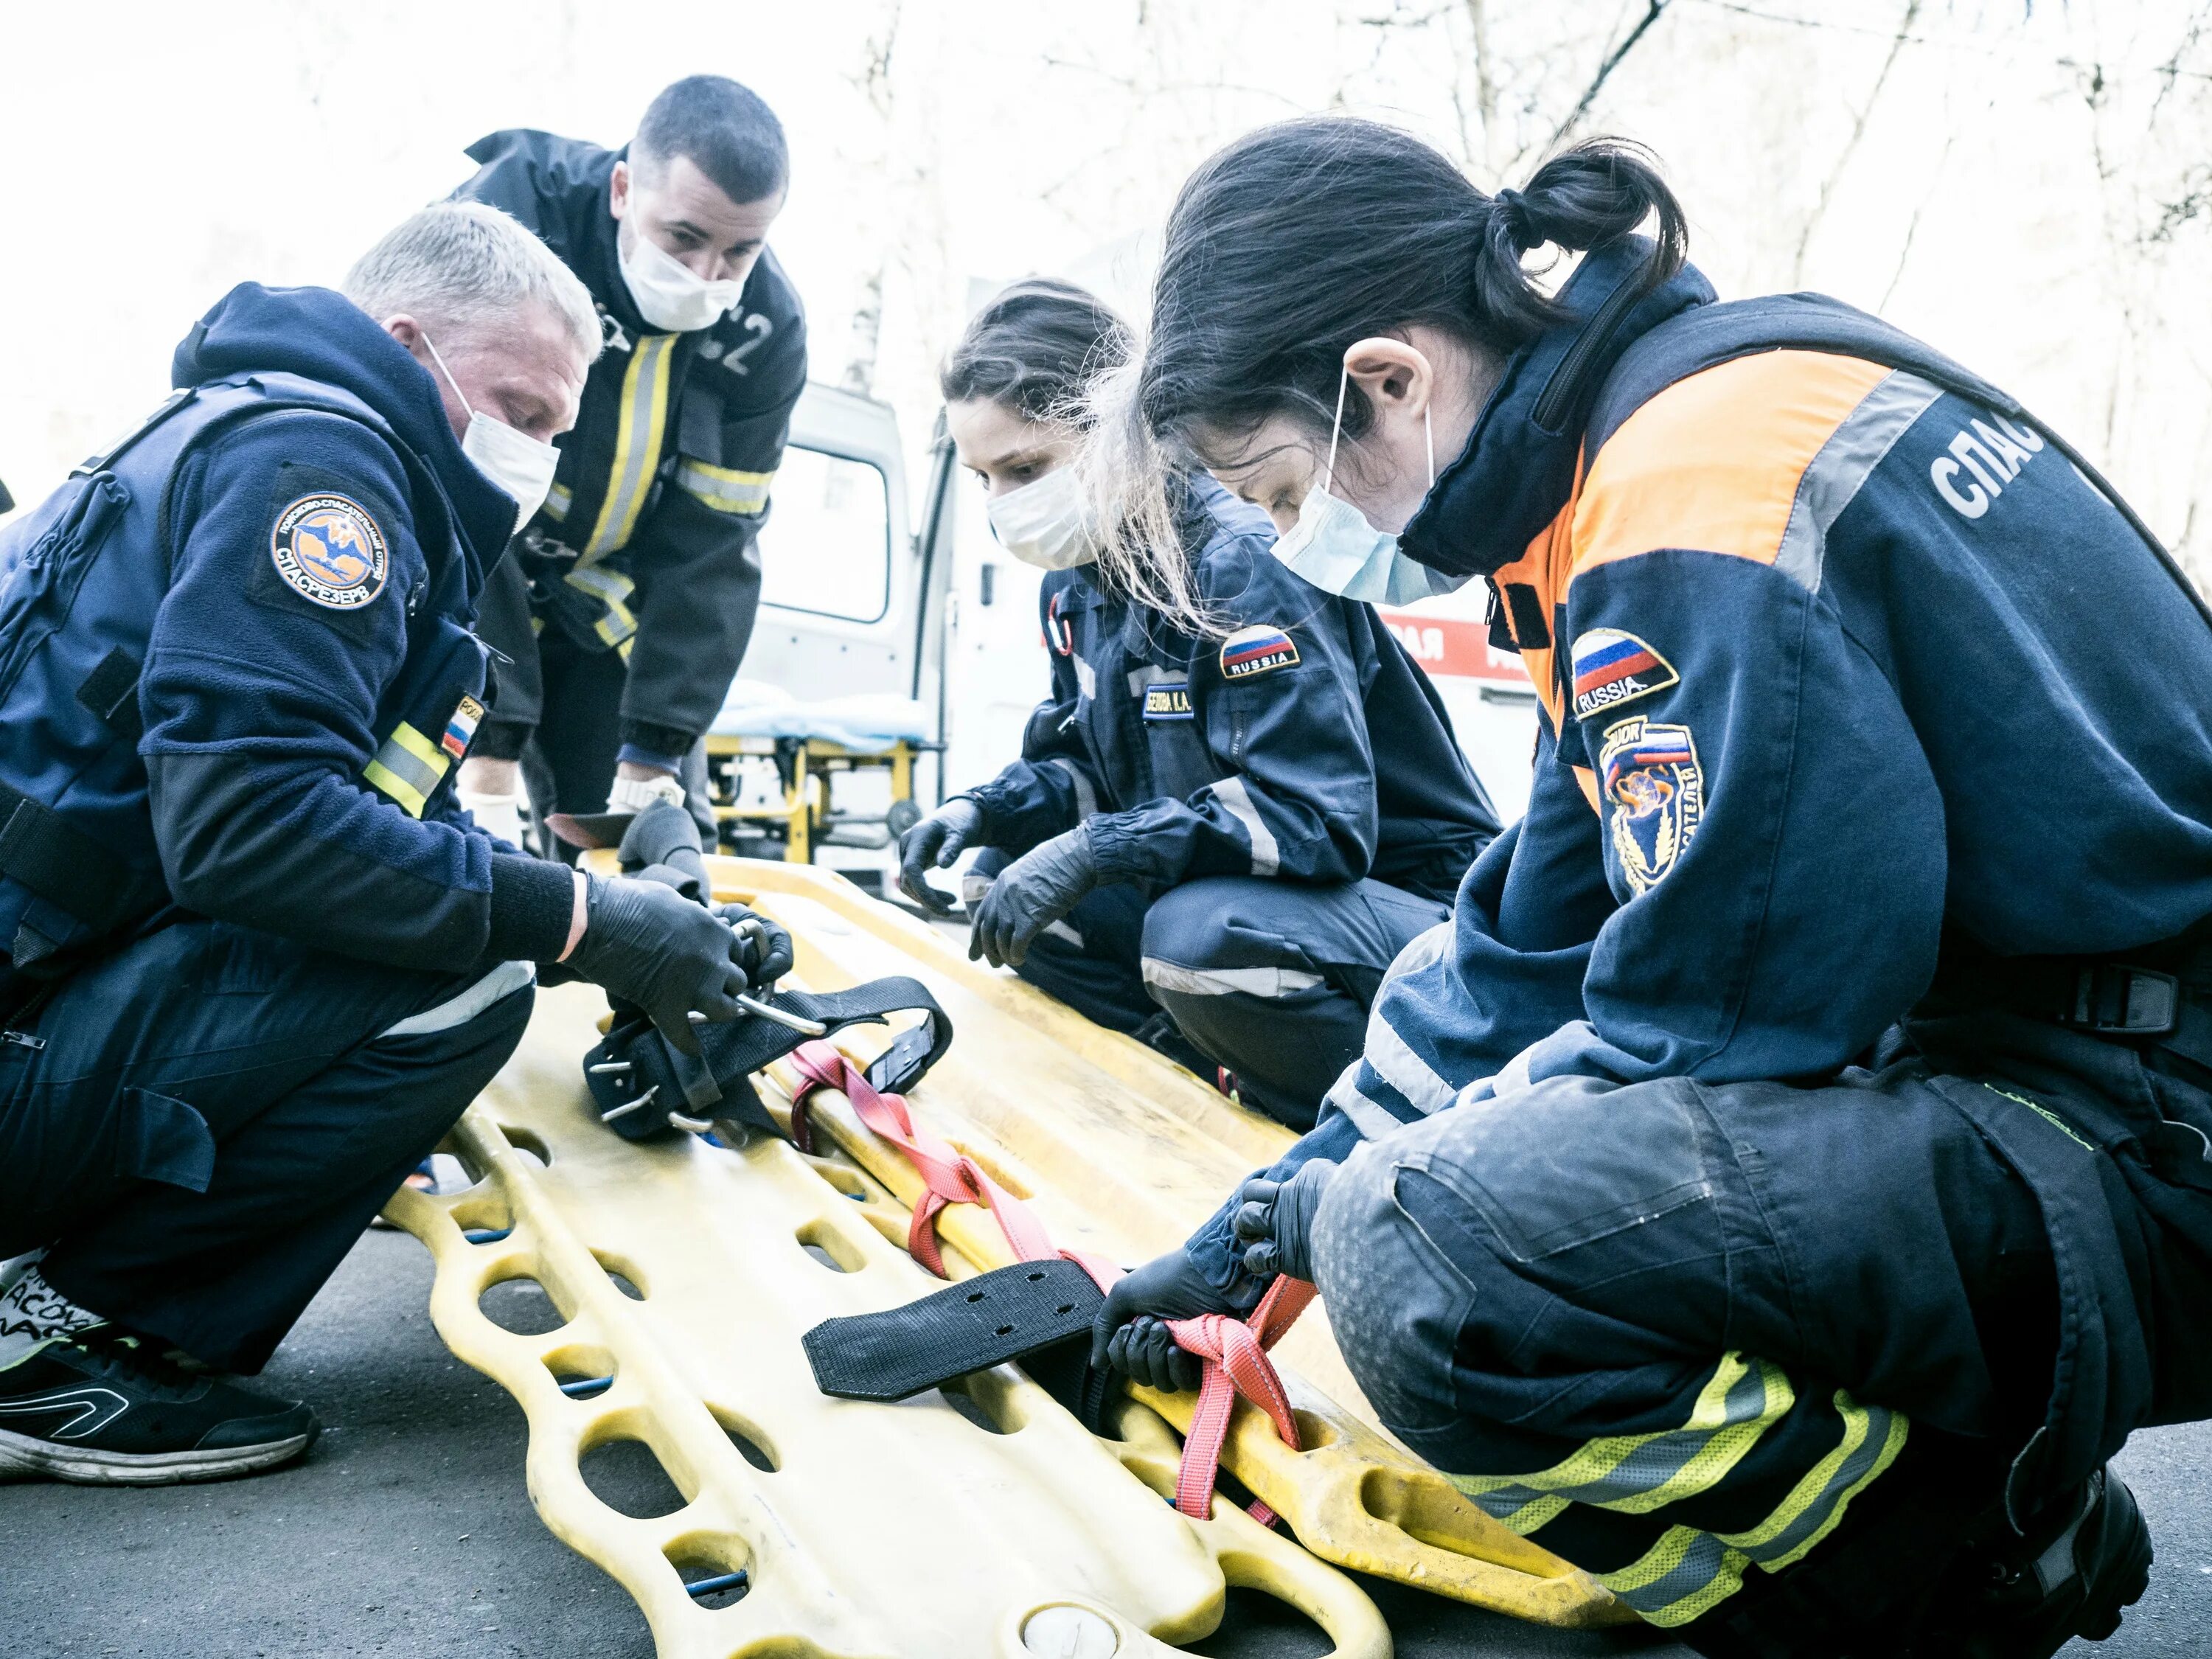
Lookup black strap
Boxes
[75,647,144,743]
[584,975,954,1141]
[0,779,164,939]
[801,1256,1124,1432]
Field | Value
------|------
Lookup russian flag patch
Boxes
[442,694,484,762]
[1218,625,1300,681]
[1570,628,1677,721]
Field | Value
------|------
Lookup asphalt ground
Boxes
[2,1223,2207,1658]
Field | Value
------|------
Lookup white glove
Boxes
[460,789,529,852]
[608,773,687,814]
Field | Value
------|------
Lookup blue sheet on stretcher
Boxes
[711,679,933,754]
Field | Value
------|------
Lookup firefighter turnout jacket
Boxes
[453,129,807,765]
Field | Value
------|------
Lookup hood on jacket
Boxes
[1399,240,1717,581]
[170,282,519,580]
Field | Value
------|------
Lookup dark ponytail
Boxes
[940,277,1133,426]
[1138,117,1686,456]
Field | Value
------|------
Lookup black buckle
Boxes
[2064,964,2179,1037]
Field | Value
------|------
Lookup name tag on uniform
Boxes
[1143,681,1194,722]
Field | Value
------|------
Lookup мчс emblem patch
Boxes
[1571,627,1677,722]
[270,493,389,611]
[1219,625,1299,681]
[1598,717,1703,895]
[1142,680,1194,722]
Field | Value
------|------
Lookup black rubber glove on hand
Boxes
[1089,1248,1237,1394]
[1231,1159,1340,1282]
[717,904,794,989]
[897,798,986,914]
[565,874,754,1056]
[967,826,1098,969]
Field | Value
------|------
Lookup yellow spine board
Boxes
[699,855,1628,1629]
[385,983,1390,1659]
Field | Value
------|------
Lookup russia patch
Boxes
[1219,625,1299,681]
[1598,717,1703,895]
[1571,627,1677,722]
[1143,680,1194,722]
[442,694,484,761]
[271,493,389,611]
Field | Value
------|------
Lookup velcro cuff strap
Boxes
[803,1258,1105,1403]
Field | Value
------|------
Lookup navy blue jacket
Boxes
[456,129,808,762]
[1189,243,2212,1292]
[964,476,1498,904]
[0,283,576,982]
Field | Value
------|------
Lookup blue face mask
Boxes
[1270,364,1467,606]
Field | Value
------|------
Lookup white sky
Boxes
[5,0,2211,574]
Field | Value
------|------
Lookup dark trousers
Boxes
[1309,1013,2212,1636]
[0,920,532,1373]
[982,860,1447,1129]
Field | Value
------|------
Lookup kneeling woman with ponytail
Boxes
[1092,118,2212,1654]
[896,278,1499,1128]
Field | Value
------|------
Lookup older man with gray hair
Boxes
[0,201,790,1485]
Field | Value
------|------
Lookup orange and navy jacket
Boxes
[1185,243,2212,1292]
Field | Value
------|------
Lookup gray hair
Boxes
[342,201,601,365]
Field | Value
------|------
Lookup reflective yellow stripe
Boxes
[1719,1392,1908,1570]
[582,333,677,557]
[363,722,449,818]
[563,563,638,647]
[673,458,773,515]
[544,481,572,524]
[1601,1526,1753,1627]
[1451,1354,1792,1517]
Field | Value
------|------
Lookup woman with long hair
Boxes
[1089,116,2212,1655]
[896,277,1498,1127]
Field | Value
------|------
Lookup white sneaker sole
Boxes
[0,1425,313,1484]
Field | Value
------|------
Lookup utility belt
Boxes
[1936,932,2212,1074]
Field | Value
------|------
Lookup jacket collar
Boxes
[1398,240,1716,581]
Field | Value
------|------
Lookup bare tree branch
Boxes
[1548,0,1674,151]
[1791,0,1921,285]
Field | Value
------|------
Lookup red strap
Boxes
[1164,1273,1315,1520]
[786,1037,1308,1518]
[788,1042,1058,1276]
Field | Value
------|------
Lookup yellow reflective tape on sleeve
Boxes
[583,333,678,557]
[673,458,773,515]
[363,722,451,818]
[543,481,572,524]
[562,563,639,648]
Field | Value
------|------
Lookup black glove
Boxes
[618,799,709,904]
[719,903,794,988]
[1088,1248,1238,1394]
[897,798,986,914]
[1231,1160,1339,1282]
[565,874,754,1056]
[967,826,1099,969]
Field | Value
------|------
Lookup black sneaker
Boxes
[0,1327,319,1484]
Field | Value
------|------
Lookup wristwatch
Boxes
[608,772,687,813]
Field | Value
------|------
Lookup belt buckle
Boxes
[2067,964,2180,1037]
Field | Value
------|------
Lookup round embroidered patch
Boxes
[270,493,389,610]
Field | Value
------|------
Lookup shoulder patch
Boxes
[1599,717,1703,895]
[270,493,389,611]
[1571,627,1677,721]
[1142,680,1193,722]
[1219,625,1299,681]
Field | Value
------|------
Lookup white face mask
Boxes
[619,220,746,333]
[985,465,1096,571]
[1270,365,1467,606]
[421,333,561,535]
